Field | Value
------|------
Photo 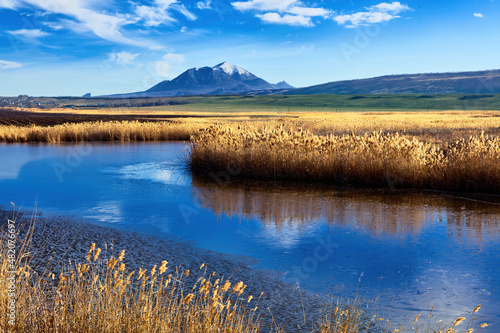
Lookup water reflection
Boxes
[191,178,500,324]
[191,178,500,243]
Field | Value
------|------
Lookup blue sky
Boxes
[0,0,499,96]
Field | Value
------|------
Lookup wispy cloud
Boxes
[256,13,312,27]
[0,59,22,69]
[473,13,484,18]
[108,51,139,66]
[334,1,411,28]
[232,0,298,12]
[370,2,409,13]
[2,0,141,46]
[196,0,211,10]
[231,0,331,27]
[151,53,185,78]
[8,28,49,39]
[0,0,17,9]
[1,0,182,48]
[135,1,196,26]
[287,6,331,17]
[42,21,64,31]
[135,4,176,27]
[172,4,197,20]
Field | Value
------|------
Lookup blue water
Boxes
[1,142,499,327]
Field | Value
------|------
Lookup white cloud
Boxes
[2,0,159,48]
[108,51,139,66]
[2,0,193,48]
[0,0,17,9]
[0,60,22,69]
[8,28,49,38]
[287,6,331,18]
[135,1,196,26]
[42,21,64,30]
[334,12,394,27]
[196,0,211,10]
[334,1,410,28]
[135,5,176,26]
[151,53,185,78]
[171,4,197,21]
[232,0,297,12]
[231,0,331,27]
[370,2,410,13]
[257,13,313,26]
[180,26,187,32]
[474,13,484,18]
[155,0,177,7]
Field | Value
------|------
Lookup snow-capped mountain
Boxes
[143,62,292,97]
[213,62,252,77]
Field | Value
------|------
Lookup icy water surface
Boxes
[1,142,499,327]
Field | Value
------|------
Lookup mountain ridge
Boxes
[103,65,500,98]
[284,69,500,95]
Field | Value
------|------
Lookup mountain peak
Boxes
[274,81,294,89]
[213,62,250,76]
[142,62,287,97]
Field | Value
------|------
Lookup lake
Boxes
[1,141,499,327]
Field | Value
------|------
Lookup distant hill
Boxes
[285,70,500,95]
[107,62,293,98]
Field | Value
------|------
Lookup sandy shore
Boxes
[0,207,334,332]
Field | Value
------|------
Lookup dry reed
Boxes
[0,120,200,143]
[2,111,500,144]
[189,124,500,193]
[0,216,271,332]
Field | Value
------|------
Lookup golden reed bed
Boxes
[189,124,500,193]
[2,110,500,143]
[0,120,199,143]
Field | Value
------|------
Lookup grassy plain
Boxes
[8,93,500,112]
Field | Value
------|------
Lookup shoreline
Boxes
[0,207,334,332]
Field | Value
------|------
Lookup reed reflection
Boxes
[191,177,500,242]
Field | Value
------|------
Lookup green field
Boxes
[6,94,500,113]
[171,94,500,112]
[132,94,500,113]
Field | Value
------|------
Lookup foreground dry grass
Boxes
[190,123,500,193]
[0,216,490,333]
[0,215,366,333]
